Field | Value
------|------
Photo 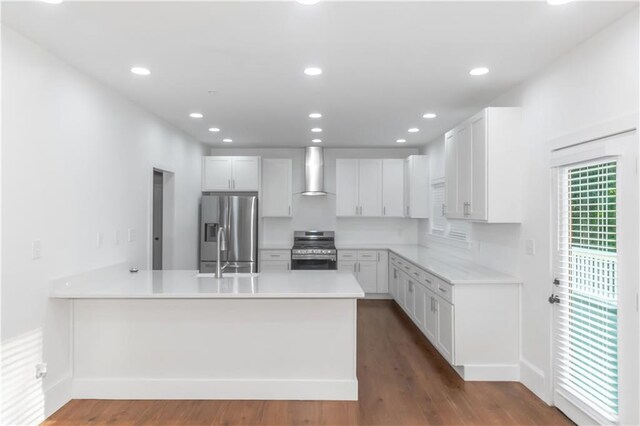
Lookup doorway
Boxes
[151,168,175,270]
[152,170,163,269]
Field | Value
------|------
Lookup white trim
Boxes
[363,293,392,300]
[44,375,72,419]
[458,364,520,381]
[519,358,550,404]
[549,112,638,152]
[71,378,358,401]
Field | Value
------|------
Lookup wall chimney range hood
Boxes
[302,146,327,196]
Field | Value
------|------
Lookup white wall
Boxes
[1,26,206,423]
[209,147,420,246]
[419,9,638,402]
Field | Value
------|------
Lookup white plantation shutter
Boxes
[555,160,618,423]
[431,182,446,235]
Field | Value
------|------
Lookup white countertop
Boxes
[337,244,520,285]
[50,266,364,299]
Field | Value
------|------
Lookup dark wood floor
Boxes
[43,300,573,426]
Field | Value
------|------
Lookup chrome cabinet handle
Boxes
[288,206,291,216]
[442,204,446,216]
[353,263,356,273]
[377,252,380,262]
[438,287,446,293]
[413,272,420,278]
[383,206,386,216]
[228,179,231,189]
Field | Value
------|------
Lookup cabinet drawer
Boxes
[338,250,358,260]
[261,250,291,261]
[260,260,290,272]
[357,250,377,261]
[435,281,453,303]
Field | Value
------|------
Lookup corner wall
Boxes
[1,26,206,423]
[419,9,639,402]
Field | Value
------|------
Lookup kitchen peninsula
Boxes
[51,268,364,401]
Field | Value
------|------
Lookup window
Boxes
[430,178,470,243]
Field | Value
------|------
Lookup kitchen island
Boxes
[51,267,364,401]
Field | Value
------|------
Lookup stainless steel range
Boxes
[291,231,337,270]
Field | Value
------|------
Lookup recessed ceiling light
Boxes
[208,127,220,132]
[309,113,322,118]
[130,67,151,76]
[423,113,437,119]
[297,0,321,4]
[41,0,63,4]
[469,67,490,76]
[408,128,420,133]
[304,67,323,76]
[189,113,204,119]
[311,128,322,133]
[396,139,407,144]
[222,139,233,143]
[547,0,573,4]
[312,139,322,143]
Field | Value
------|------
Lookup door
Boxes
[358,159,383,216]
[436,296,454,364]
[231,157,259,191]
[382,159,404,217]
[469,113,487,220]
[358,261,378,293]
[456,124,472,218]
[376,251,389,293]
[338,260,357,275]
[444,131,462,219]
[403,158,411,217]
[152,170,163,270]
[262,159,292,217]
[424,293,437,343]
[405,278,416,316]
[413,282,426,330]
[336,159,359,216]
[552,136,639,425]
[389,265,399,300]
[226,196,257,264]
[260,261,290,272]
[398,273,407,309]
[203,157,233,191]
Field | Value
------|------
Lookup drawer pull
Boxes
[413,272,420,277]
[425,278,432,284]
[438,287,447,293]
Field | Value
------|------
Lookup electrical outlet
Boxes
[32,239,42,260]
[525,239,536,256]
[35,363,47,379]
[128,228,136,243]
[96,232,104,248]
[114,230,120,245]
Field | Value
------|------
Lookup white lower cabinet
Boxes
[259,250,290,272]
[338,250,388,294]
[389,252,520,381]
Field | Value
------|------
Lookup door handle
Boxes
[383,206,386,216]
[442,204,446,216]
[228,179,231,189]
[288,206,291,216]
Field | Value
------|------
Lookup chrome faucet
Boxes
[215,226,228,279]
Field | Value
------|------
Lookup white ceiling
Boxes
[2,1,636,148]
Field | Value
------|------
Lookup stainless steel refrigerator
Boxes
[200,194,258,273]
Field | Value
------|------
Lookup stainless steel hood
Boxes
[302,146,327,196]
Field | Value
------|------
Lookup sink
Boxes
[196,272,259,278]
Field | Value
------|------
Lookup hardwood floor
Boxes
[43,300,573,426]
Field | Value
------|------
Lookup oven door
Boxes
[291,256,337,270]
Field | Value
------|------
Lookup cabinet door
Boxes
[337,260,357,276]
[424,293,437,343]
[389,265,399,300]
[260,260,290,272]
[203,157,233,191]
[232,157,259,191]
[444,132,461,218]
[376,251,388,293]
[398,273,407,308]
[413,282,426,331]
[469,113,487,220]
[358,261,378,293]
[436,296,455,364]
[403,159,411,217]
[382,159,404,217]
[405,277,416,316]
[456,125,472,218]
[336,159,359,216]
[405,156,429,218]
[358,159,383,216]
[262,159,292,217]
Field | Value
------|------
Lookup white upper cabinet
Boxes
[261,158,292,217]
[382,159,405,217]
[404,155,429,219]
[202,156,260,192]
[445,107,521,222]
[336,159,382,217]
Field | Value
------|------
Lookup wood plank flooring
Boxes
[43,300,573,425]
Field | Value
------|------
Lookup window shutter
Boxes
[432,182,446,235]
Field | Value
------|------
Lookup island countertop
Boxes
[50,267,365,299]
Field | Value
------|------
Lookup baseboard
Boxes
[44,374,72,418]
[71,378,358,401]
[457,364,520,381]
[364,293,392,300]
[519,358,550,404]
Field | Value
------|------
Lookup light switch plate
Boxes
[32,239,42,260]
[525,239,536,255]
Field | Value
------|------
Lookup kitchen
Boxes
[1,1,639,425]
